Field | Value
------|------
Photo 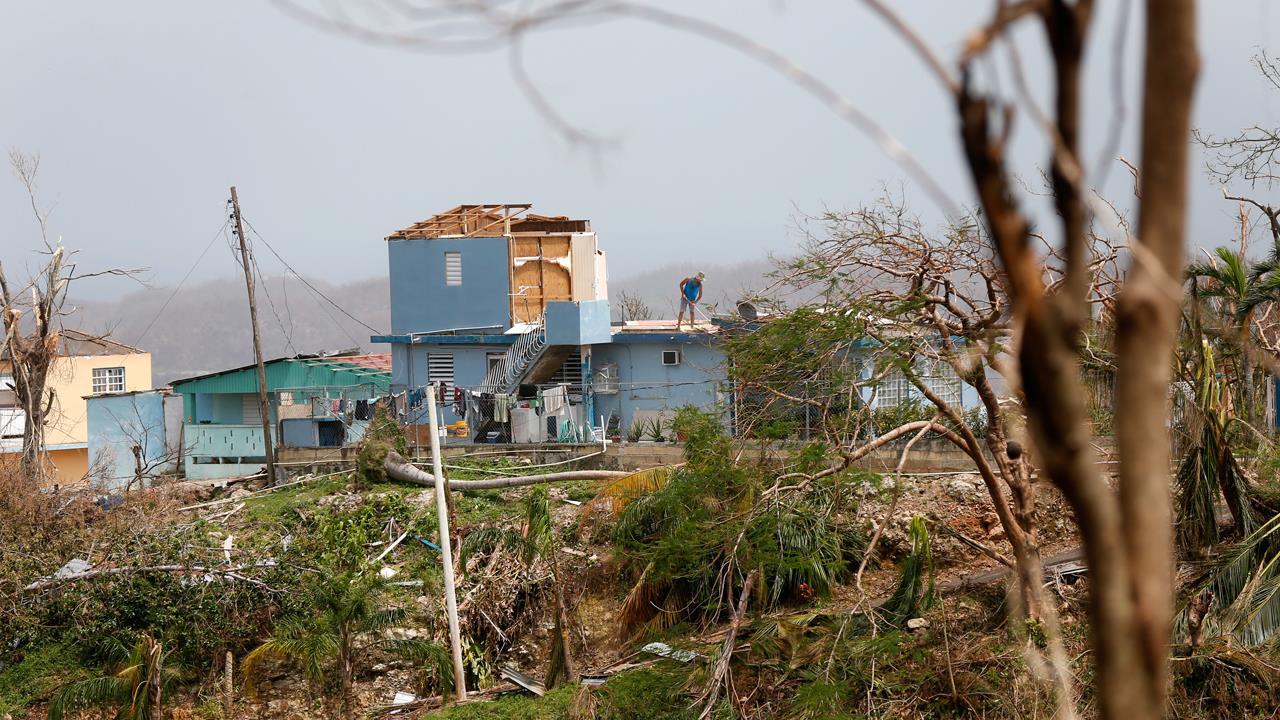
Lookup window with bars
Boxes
[921,360,963,406]
[91,366,125,394]
[428,353,455,391]
[876,370,913,406]
[444,251,462,286]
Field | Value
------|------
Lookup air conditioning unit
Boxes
[662,350,681,366]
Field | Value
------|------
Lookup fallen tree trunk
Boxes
[384,451,630,490]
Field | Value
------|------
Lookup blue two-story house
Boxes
[371,204,728,444]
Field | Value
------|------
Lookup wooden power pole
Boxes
[229,186,277,484]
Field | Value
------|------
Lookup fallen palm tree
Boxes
[383,451,630,490]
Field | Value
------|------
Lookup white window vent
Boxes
[428,353,456,391]
[444,251,462,286]
[662,350,681,366]
[595,363,619,394]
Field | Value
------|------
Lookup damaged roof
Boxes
[169,351,392,395]
[1,328,145,360]
[386,203,591,240]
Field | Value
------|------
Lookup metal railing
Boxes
[477,316,546,393]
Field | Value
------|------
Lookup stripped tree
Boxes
[2,152,69,484]
[731,195,1119,708]
[3,152,140,485]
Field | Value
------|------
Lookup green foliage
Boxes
[626,420,645,443]
[1188,511,1280,646]
[1176,344,1254,553]
[48,634,177,720]
[882,516,935,625]
[421,668,694,720]
[355,405,407,489]
[29,526,291,671]
[724,308,869,442]
[0,644,87,716]
[871,399,988,441]
[613,407,866,635]
[243,508,445,711]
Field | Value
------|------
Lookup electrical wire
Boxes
[134,219,230,346]
[242,218,383,335]
[250,251,299,356]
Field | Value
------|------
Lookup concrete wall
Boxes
[591,338,726,435]
[388,237,511,334]
[546,300,612,345]
[86,391,173,490]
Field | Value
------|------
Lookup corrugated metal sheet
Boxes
[170,358,391,395]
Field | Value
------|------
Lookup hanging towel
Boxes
[495,393,511,423]
[542,385,568,415]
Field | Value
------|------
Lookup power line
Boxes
[242,218,383,336]
[244,224,363,349]
[250,252,299,356]
[134,219,230,346]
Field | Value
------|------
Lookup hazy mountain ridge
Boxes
[65,258,784,385]
[69,275,392,385]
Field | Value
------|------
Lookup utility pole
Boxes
[229,186,277,484]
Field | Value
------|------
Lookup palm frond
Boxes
[1191,512,1280,645]
[588,466,677,518]
[618,561,669,638]
[460,525,529,567]
[883,516,935,625]
[47,675,130,720]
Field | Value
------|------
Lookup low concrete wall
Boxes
[276,437,1119,478]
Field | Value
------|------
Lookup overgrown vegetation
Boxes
[611,407,867,636]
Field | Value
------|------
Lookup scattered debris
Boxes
[906,617,930,631]
[560,547,587,557]
[371,530,410,564]
[500,666,546,696]
[640,642,700,663]
[379,566,399,580]
[53,558,92,579]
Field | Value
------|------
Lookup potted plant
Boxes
[645,417,667,443]
[627,419,646,444]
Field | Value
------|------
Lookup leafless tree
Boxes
[616,289,653,322]
[753,197,1119,709]
[2,152,71,484]
[2,151,143,484]
[953,4,1197,720]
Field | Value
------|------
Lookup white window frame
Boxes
[444,251,463,286]
[92,366,126,394]
[876,369,912,406]
[921,359,963,407]
[661,349,681,366]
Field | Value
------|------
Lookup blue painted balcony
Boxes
[183,424,270,481]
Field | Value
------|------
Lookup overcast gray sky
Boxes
[1,2,1277,299]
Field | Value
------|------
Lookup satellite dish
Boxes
[736,301,759,321]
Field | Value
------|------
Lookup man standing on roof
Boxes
[677,272,705,330]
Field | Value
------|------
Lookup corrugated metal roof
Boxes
[169,354,391,395]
